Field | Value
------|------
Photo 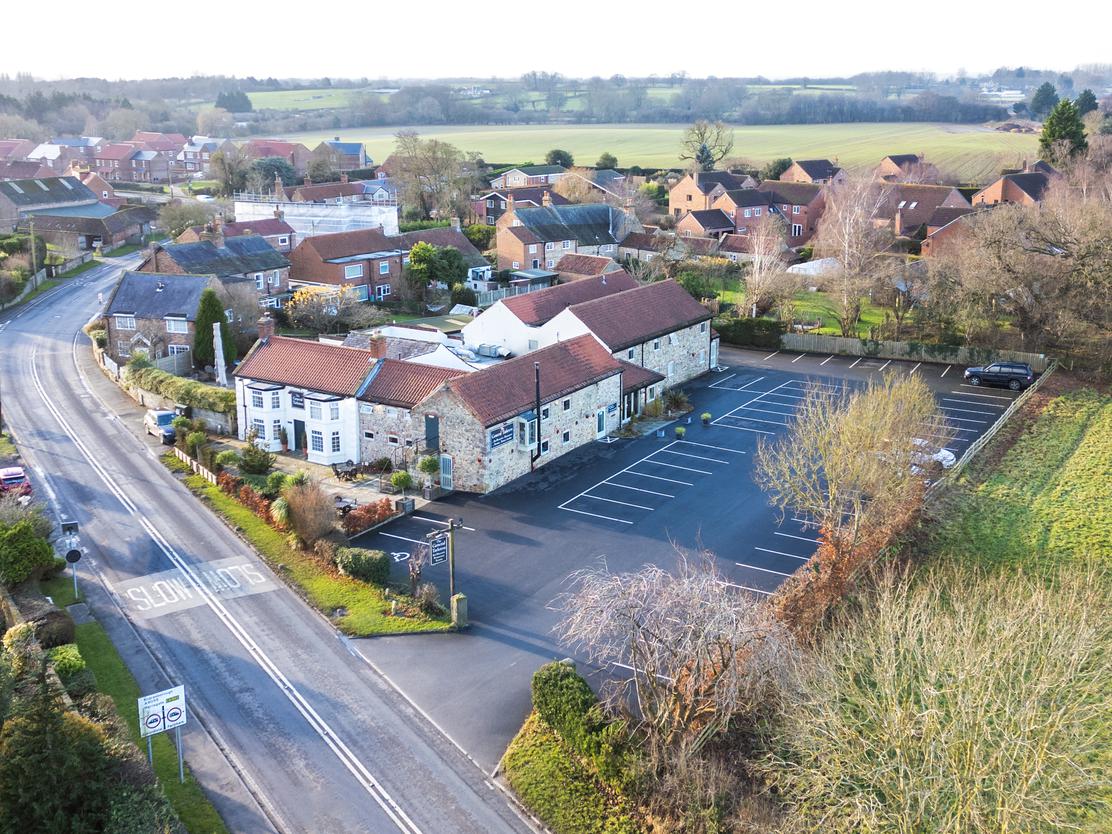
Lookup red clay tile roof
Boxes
[554,253,621,276]
[567,279,712,352]
[223,218,295,237]
[501,272,639,326]
[619,232,670,252]
[717,234,751,254]
[877,184,969,233]
[299,227,395,262]
[443,334,621,427]
[233,336,375,396]
[619,360,665,393]
[97,143,139,161]
[359,359,465,408]
[926,206,973,230]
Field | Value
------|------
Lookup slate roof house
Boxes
[490,165,567,190]
[473,187,570,226]
[104,271,212,363]
[876,184,971,238]
[668,170,757,218]
[876,153,940,183]
[779,159,845,185]
[140,235,290,305]
[972,161,1058,207]
[311,139,369,172]
[495,199,642,271]
[0,175,101,230]
[177,217,296,253]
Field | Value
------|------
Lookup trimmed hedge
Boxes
[335,547,390,586]
[712,315,786,348]
[124,365,236,413]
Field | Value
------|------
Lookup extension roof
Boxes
[297,227,396,262]
[878,184,969,233]
[506,165,566,176]
[359,359,465,408]
[501,271,638,326]
[565,279,712,352]
[0,176,97,208]
[234,336,376,397]
[442,334,621,427]
[619,360,665,393]
[717,188,773,209]
[220,218,295,238]
[683,209,735,231]
[619,231,670,252]
[926,206,973,229]
[757,180,823,206]
[554,253,624,276]
[105,272,211,321]
[510,203,627,246]
[154,235,289,276]
[342,332,438,360]
[284,181,368,202]
[480,187,570,206]
[1003,172,1052,201]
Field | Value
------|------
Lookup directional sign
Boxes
[429,534,449,566]
[138,685,187,738]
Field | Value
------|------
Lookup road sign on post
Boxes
[139,685,187,738]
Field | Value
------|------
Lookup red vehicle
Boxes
[0,466,32,497]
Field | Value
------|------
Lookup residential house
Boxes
[461,272,639,357]
[754,181,825,247]
[972,161,1057,207]
[311,138,369,172]
[338,330,476,373]
[93,144,140,182]
[0,175,101,230]
[490,165,567,190]
[51,136,105,161]
[473,187,570,226]
[64,167,123,206]
[362,175,398,205]
[876,184,971,238]
[129,149,171,183]
[17,205,154,253]
[395,225,493,286]
[920,212,975,258]
[27,143,83,172]
[676,209,736,239]
[876,153,940,183]
[243,139,313,175]
[280,175,375,204]
[668,170,756,218]
[0,160,55,180]
[176,136,235,176]
[104,271,212,363]
[546,278,716,390]
[495,199,641,271]
[177,216,296,253]
[139,233,291,305]
[0,139,35,162]
[553,252,625,283]
[416,335,625,493]
[779,159,845,185]
[287,227,402,302]
[131,131,188,155]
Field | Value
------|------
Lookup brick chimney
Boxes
[542,190,551,207]
[212,214,225,249]
[303,176,311,186]
[273,173,284,200]
[367,333,386,358]
[340,172,349,184]
[257,313,275,342]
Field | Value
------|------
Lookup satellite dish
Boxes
[65,549,82,564]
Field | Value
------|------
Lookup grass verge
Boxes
[0,432,17,460]
[502,712,642,834]
[56,258,100,279]
[72,622,230,834]
[167,460,450,635]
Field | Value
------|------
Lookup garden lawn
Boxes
[502,712,641,834]
[791,290,893,337]
[73,622,230,834]
[930,389,1112,576]
[178,470,450,635]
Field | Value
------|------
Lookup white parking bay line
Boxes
[559,506,633,524]
[774,531,821,544]
[714,423,774,436]
[849,357,862,369]
[725,413,790,427]
[943,397,1005,409]
[581,493,653,511]
[909,362,922,374]
[604,481,673,498]
[763,351,780,360]
[953,388,1014,400]
[941,365,951,377]
[735,562,793,577]
[791,353,807,363]
[709,373,736,388]
[644,459,713,475]
[943,414,990,425]
[721,581,773,596]
[377,531,427,546]
[820,355,835,365]
[413,515,477,531]
[754,546,811,561]
[940,405,997,416]
[877,360,892,371]
[675,440,747,455]
[655,448,728,464]
[734,405,797,418]
[626,470,694,486]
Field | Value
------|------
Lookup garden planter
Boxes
[395,497,416,515]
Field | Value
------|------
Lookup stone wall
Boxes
[358,403,424,466]
[617,320,712,389]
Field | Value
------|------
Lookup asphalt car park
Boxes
[350,345,1025,771]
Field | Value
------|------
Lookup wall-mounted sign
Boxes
[290,391,305,409]
[489,422,514,450]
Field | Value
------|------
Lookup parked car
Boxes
[144,410,177,444]
[0,466,32,497]
[963,362,1034,391]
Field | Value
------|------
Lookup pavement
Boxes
[351,344,1026,772]
[0,258,533,834]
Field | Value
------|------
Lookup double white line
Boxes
[30,347,422,834]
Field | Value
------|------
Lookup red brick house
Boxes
[667,170,756,218]
[754,181,825,247]
[93,144,140,181]
[495,199,641,271]
[140,234,290,305]
[779,159,845,185]
[287,227,402,302]
[676,209,736,239]
[876,184,970,238]
[921,212,975,258]
[310,138,369,172]
[473,187,570,226]
[243,139,313,176]
[972,161,1058,207]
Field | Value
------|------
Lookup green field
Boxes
[253,122,1037,182]
[247,88,386,110]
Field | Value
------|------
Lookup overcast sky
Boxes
[4,0,1102,81]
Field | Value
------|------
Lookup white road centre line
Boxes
[654,448,728,464]
[30,347,423,834]
[849,357,862,369]
[909,362,922,374]
[791,353,807,363]
[774,532,822,543]
[763,351,780,360]
[877,360,892,371]
[754,546,811,561]
[625,470,694,485]
[580,493,653,511]
[560,506,633,524]
[675,440,747,455]
[734,562,793,577]
[643,459,713,475]
[377,532,428,546]
[603,481,673,498]
[941,365,951,377]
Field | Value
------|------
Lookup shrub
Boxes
[0,519,55,586]
[214,450,240,468]
[239,430,276,475]
[340,498,395,535]
[269,496,289,529]
[185,431,206,458]
[711,315,786,348]
[217,471,242,496]
[2,622,41,676]
[285,481,336,547]
[663,388,689,412]
[286,469,310,487]
[32,609,76,649]
[90,329,107,349]
[335,547,390,586]
[262,471,289,499]
[674,426,686,439]
[390,470,413,495]
[47,643,86,681]
[415,582,443,615]
[0,495,55,544]
[123,365,236,413]
[368,457,392,474]
[417,456,440,483]
[43,556,68,579]
[313,538,338,564]
[236,484,270,519]
[63,667,98,700]
[532,662,603,754]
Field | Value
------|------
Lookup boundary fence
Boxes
[172,446,218,485]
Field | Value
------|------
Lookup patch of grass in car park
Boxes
[72,621,231,834]
[173,467,451,636]
[930,389,1112,576]
[502,712,642,834]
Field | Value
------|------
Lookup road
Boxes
[0,257,532,834]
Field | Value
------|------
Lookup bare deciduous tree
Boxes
[678,120,735,171]
[392,131,479,219]
[744,214,794,316]
[553,552,794,766]
[812,177,894,337]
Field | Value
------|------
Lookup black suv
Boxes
[963,362,1034,391]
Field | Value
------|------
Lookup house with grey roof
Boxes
[104,271,214,363]
[311,138,369,172]
[139,234,290,306]
[490,165,567,190]
[494,198,642,271]
[779,159,845,185]
[0,176,101,230]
